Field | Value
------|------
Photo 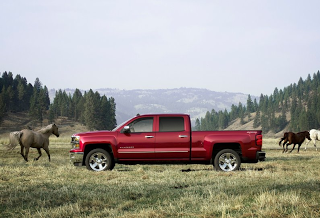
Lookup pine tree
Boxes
[108,97,117,129]
[195,118,201,131]
[298,109,308,130]
[38,86,50,124]
[218,109,229,129]
[253,99,258,112]
[48,104,55,123]
[29,78,50,125]
[72,89,83,121]
[99,95,110,130]
[29,87,41,125]
[83,89,101,130]
[261,114,269,132]
[246,95,254,113]
[201,111,211,130]
[253,110,261,128]
[6,86,15,112]
[0,92,6,123]
[229,104,238,121]
[17,81,26,110]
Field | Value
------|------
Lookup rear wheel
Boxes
[85,149,115,171]
[214,149,241,172]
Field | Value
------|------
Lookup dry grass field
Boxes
[0,137,319,218]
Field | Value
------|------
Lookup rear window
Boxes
[159,117,185,132]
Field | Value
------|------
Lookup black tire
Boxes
[85,149,115,171]
[214,149,241,172]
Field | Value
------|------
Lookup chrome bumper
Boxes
[70,152,84,166]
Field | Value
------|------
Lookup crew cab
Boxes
[70,114,265,172]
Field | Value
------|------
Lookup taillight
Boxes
[256,134,262,146]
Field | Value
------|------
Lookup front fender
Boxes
[81,135,118,158]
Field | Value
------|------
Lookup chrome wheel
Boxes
[85,149,115,171]
[89,152,108,171]
[218,153,238,171]
[214,149,241,172]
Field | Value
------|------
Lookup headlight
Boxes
[71,136,80,149]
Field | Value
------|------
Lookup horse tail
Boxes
[4,131,22,150]
[279,132,288,146]
[279,138,284,146]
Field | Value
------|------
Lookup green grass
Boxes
[0,137,319,217]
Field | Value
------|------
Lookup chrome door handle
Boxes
[179,135,188,138]
[145,136,154,138]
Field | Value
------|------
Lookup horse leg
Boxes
[285,142,291,153]
[289,144,296,153]
[24,147,30,162]
[283,142,289,153]
[314,139,318,151]
[43,146,51,162]
[285,141,291,152]
[282,139,288,153]
[286,138,294,152]
[20,145,26,161]
[297,144,302,153]
[34,148,42,161]
[305,139,311,151]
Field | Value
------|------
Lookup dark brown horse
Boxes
[5,124,60,161]
[279,131,311,153]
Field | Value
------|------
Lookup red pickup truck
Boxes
[70,114,265,172]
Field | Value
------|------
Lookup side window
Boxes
[159,117,185,132]
[128,117,153,133]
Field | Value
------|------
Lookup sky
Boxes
[1,1,319,96]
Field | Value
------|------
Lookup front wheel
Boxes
[85,149,115,171]
[214,149,241,172]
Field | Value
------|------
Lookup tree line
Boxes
[49,89,116,130]
[0,72,116,130]
[195,70,320,133]
[3,70,320,133]
[0,72,50,124]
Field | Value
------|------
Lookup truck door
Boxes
[117,117,155,160]
[155,116,190,160]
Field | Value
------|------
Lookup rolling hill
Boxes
[49,87,255,125]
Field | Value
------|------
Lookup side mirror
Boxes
[121,126,130,133]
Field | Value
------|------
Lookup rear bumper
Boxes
[70,152,84,166]
[242,151,266,163]
[257,151,266,161]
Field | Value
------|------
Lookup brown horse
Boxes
[279,131,311,153]
[5,124,60,161]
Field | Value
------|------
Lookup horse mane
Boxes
[297,131,308,134]
[38,124,55,134]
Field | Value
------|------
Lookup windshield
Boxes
[112,118,131,131]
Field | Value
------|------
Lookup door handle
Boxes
[145,136,154,138]
[179,135,188,138]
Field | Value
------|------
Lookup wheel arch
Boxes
[212,143,242,162]
[83,143,114,165]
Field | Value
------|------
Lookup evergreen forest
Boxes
[1,71,320,133]
[195,71,320,133]
[0,72,116,130]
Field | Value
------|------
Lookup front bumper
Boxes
[70,152,84,166]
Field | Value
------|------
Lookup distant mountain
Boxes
[49,88,254,125]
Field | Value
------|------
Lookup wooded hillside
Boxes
[0,72,116,131]
[196,71,320,134]
[1,71,320,135]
